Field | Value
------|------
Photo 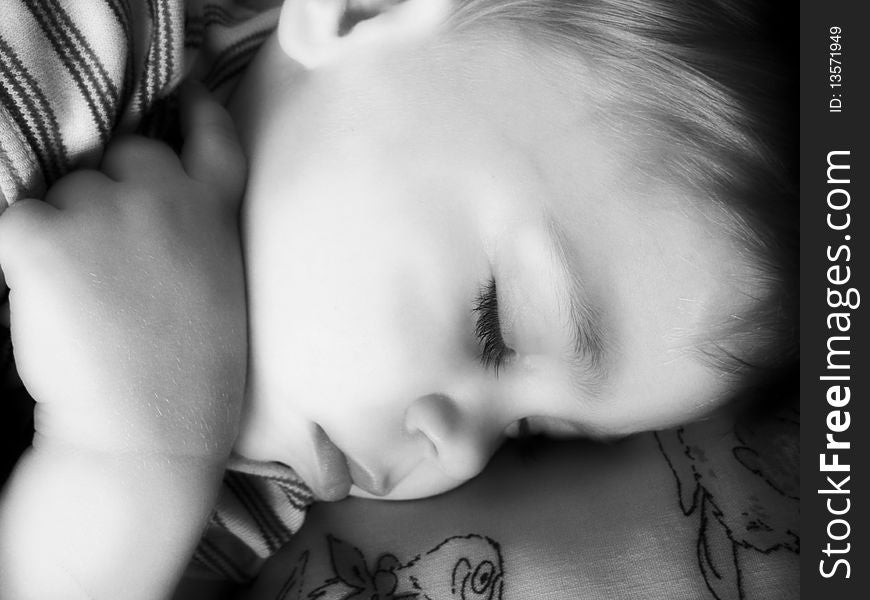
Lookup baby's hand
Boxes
[0,83,247,600]
[0,83,247,459]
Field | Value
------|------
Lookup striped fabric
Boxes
[0,0,183,208]
[0,0,312,583]
[192,455,314,582]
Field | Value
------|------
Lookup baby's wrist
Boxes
[30,383,242,464]
[1,440,228,600]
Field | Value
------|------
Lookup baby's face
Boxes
[228,31,759,501]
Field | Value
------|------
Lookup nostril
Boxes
[404,393,495,482]
[404,393,461,449]
[404,425,438,460]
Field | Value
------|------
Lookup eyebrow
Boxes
[546,219,610,398]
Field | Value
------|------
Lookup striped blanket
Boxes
[0,0,182,209]
[0,0,311,582]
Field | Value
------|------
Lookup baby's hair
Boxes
[444,0,798,387]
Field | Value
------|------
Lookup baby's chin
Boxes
[346,466,471,502]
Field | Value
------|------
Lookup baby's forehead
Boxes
[542,171,773,346]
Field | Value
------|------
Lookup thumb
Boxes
[179,80,247,204]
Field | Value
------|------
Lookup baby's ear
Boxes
[277,0,450,68]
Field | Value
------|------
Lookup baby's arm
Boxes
[0,84,247,600]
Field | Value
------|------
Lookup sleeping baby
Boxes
[0,0,796,598]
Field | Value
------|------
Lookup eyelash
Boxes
[473,279,515,375]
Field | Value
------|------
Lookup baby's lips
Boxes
[311,424,353,501]
[346,457,394,497]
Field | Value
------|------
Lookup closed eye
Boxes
[473,279,515,375]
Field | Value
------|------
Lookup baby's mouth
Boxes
[346,457,394,497]
[311,426,394,500]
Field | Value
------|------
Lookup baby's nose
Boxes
[404,393,500,482]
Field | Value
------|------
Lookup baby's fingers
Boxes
[179,81,247,205]
[0,199,60,286]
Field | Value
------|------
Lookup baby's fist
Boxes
[0,84,247,462]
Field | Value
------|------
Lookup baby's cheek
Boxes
[235,389,306,463]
